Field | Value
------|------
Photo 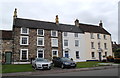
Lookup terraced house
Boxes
[1,9,113,64]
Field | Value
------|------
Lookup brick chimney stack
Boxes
[99,20,103,28]
[75,19,79,27]
[55,15,59,24]
[13,8,17,19]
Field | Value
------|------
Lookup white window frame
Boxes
[20,49,28,60]
[52,50,58,57]
[37,49,44,58]
[51,30,58,37]
[91,42,95,49]
[37,29,44,36]
[104,35,107,39]
[51,38,58,47]
[75,40,79,47]
[104,43,107,49]
[37,37,44,46]
[21,27,29,34]
[64,39,68,46]
[20,36,29,45]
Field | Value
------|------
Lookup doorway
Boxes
[5,52,12,64]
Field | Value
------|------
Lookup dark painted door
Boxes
[98,52,102,61]
[5,52,12,64]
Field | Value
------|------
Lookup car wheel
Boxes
[34,64,38,70]
[61,64,64,69]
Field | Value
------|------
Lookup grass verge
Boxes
[2,64,35,73]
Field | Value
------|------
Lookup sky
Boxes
[0,0,119,43]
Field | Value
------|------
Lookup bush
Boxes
[106,55,114,62]
[114,58,120,63]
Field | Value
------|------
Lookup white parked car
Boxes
[32,58,51,70]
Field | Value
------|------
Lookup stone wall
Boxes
[13,27,63,62]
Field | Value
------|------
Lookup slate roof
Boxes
[79,23,111,35]
[13,18,111,35]
[13,18,83,33]
[0,30,13,40]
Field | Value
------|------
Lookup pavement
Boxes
[2,64,119,76]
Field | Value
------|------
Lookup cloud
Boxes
[0,0,119,42]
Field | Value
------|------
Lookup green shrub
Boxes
[114,58,120,63]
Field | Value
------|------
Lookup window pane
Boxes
[22,28,28,34]
[64,40,68,46]
[38,29,44,35]
[38,38,44,46]
[38,50,43,58]
[64,32,67,36]
[92,52,95,58]
[75,40,79,46]
[75,33,78,37]
[91,42,94,49]
[51,30,57,37]
[76,51,79,59]
[90,33,94,39]
[22,50,27,60]
[51,38,58,47]
[21,37,28,45]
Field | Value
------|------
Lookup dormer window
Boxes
[21,28,29,34]
[51,30,58,37]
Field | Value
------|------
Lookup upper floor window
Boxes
[37,29,44,36]
[51,30,58,37]
[104,35,107,39]
[97,34,101,39]
[91,42,95,49]
[90,33,94,39]
[20,36,29,45]
[104,43,107,49]
[37,37,44,46]
[51,38,58,47]
[75,40,79,47]
[98,42,101,49]
[64,40,68,46]
[64,32,68,37]
[21,28,29,34]
[75,33,78,37]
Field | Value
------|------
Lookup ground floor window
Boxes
[37,49,44,58]
[20,49,28,60]
[91,52,95,59]
[52,50,58,57]
[105,52,107,57]
[76,51,80,59]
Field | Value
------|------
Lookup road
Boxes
[34,68,119,76]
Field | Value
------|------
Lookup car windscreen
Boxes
[36,58,48,62]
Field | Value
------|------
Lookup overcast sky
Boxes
[0,0,119,43]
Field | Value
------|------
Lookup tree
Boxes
[114,48,120,58]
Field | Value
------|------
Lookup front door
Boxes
[98,52,102,61]
[5,52,12,64]
[65,51,69,58]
